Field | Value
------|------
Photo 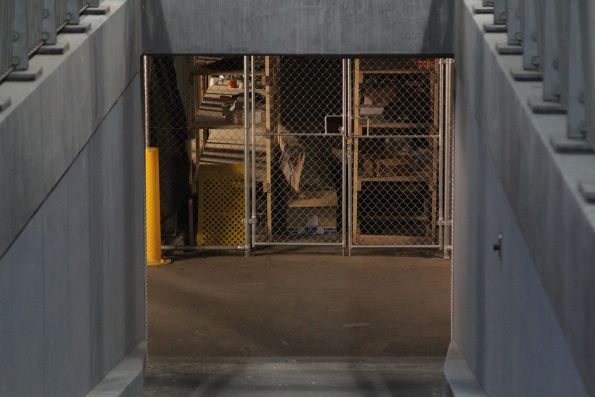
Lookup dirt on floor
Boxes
[147,250,451,360]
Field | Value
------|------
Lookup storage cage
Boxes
[145,55,454,255]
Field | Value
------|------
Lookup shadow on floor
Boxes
[144,357,446,397]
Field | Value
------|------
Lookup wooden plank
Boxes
[431,60,441,242]
[363,122,428,129]
[359,175,432,183]
[288,191,337,208]
[360,70,431,75]
[352,58,361,243]
[355,234,427,245]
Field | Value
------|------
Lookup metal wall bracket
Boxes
[550,137,595,153]
[527,96,566,114]
[62,22,91,33]
[484,23,507,33]
[5,66,43,81]
[496,42,523,55]
[578,181,595,203]
[473,6,494,14]
[37,40,70,55]
[510,68,542,81]
[83,5,110,15]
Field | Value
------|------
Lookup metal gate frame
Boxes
[248,57,348,250]
[145,55,452,255]
[244,56,454,255]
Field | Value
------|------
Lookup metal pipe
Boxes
[243,56,251,256]
[352,134,440,139]
[341,59,347,253]
[350,245,442,249]
[346,58,353,255]
[254,242,344,247]
[143,55,150,147]
[254,132,344,137]
[442,59,452,258]
[438,59,445,252]
[251,56,257,247]
[162,245,248,251]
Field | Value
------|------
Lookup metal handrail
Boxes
[503,0,595,148]
[0,0,101,84]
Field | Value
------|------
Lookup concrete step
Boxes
[144,357,445,397]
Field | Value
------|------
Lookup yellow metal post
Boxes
[146,148,171,266]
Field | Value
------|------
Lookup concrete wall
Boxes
[0,77,145,397]
[451,77,589,396]
[447,1,595,395]
[0,1,145,396]
[143,0,454,55]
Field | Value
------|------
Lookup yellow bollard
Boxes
[146,148,171,266]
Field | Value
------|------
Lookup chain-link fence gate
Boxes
[251,57,346,247]
[144,55,453,255]
[349,57,443,249]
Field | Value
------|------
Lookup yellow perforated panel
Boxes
[197,164,245,246]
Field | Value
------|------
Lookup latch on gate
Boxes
[242,217,257,225]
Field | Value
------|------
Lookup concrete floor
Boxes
[145,250,451,396]
[144,357,446,396]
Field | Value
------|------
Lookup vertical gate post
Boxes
[438,59,445,253]
[341,59,347,255]
[250,56,257,249]
[243,56,251,256]
[346,58,353,256]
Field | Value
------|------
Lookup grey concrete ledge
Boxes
[0,0,141,260]
[86,343,146,397]
[456,0,595,394]
[443,343,486,397]
[143,0,454,55]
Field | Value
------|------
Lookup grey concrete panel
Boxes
[86,342,145,397]
[142,0,454,55]
[455,1,595,394]
[0,0,142,260]
[451,77,589,397]
[443,343,486,396]
[42,178,73,397]
[67,151,94,397]
[452,3,595,391]
[0,75,144,397]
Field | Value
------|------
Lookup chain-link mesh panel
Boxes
[193,57,253,247]
[147,56,191,246]
[253,57,344,244]
[147,56,253,247]
[351,57,440,247]
[147,55,450,250]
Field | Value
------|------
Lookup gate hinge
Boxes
[242,217,257,225]
[438,220,453,226]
